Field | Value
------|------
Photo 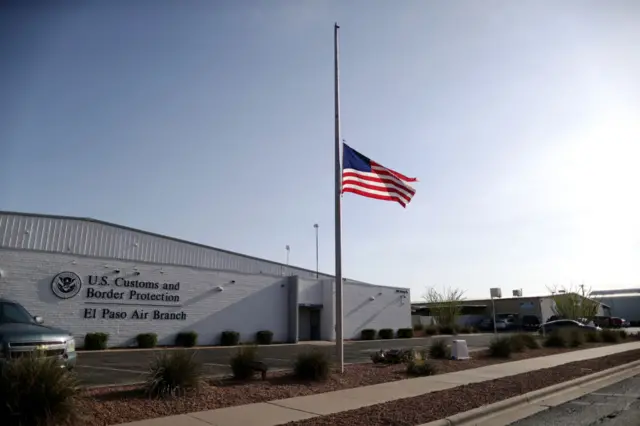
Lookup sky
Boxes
[1,0,639,300]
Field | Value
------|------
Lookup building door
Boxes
[309,309,321,341]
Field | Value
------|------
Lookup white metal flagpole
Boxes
[333,22,344,373]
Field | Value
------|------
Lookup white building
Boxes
[0,212,410,348]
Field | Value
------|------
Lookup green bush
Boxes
[509,335,526,353]
[230,345,258,380]
[544,331,567,348]
[406,360,437,377]
[458,326,471,334]
[618,329,628,340]
[256,330,273,345]
[84,332,109,350]
[489,336,513,358]
[428,339,450,359]
[413,323,424,331]
[136,333,158,349]
[585,331,601,343]
[378,329,394,339]
[438,325,457,335]
[397,328,414,339]
[424,325,438,336]
[220,330,240,346]
[0,354,82,426]
[515,333,540,349]
[360,329,377,340]
[601,329,621,343]
[569,330,584,347]
[175,331,198,347]
[145,350,202,398]
[294,351,331,381]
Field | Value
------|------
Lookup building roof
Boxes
[0,211,330,279]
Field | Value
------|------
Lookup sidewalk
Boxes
[119,341,640,426]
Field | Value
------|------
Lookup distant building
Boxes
[592,289,640,324]
[412,294,610,327]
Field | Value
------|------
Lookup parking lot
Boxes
[75,333,502,387]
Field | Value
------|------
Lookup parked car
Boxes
[538,319,602,335]
[478,316,515,331]
[0,298,76,370]
[521,315,541,331]
[609,317,624,328]
[593,316,612,328]
[477,318,507,331]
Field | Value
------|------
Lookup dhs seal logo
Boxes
[51,272,82,299]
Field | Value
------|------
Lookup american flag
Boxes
[342,143,417,208]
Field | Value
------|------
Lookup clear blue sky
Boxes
[2,1,639,300]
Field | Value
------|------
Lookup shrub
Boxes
[428,339,450,359]
[458,326,471,334]
[360,329,376,340]
[145,350,202,398]
[0,354,82,426]
[220,330,240,346]
[84,332,109,350]
[438,324,457,335]
[175,331,198,347]
[136,333,158,348]
[397,328,414,339]
[230,345,259,380]
[618,329,628,340]
[544,331,567,348]
[509,335,526,353]
[294,351,331,381]
[424,325,438,336]
[601,329,621,343]
[569,330,584,347]
[413,323,424,331]
[585,331,601,343]
[516,333,540,349]
[489,336,513,358]
[378,329,394,339]
[256,330,273,345]
[406,360,437,377]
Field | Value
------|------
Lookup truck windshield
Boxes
[0,302,36,324]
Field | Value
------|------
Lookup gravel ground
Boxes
[286,349,640,426]
[78,342,626,425]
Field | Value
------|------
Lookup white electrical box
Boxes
[451,340,470,360]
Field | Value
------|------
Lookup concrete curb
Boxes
[419,359,640,426]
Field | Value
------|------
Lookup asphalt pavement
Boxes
[509,374,640,426]
[75,333,501,387]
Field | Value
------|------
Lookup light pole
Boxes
[285,245,290,267]
[313,224,319,278]
[489,288,502,335]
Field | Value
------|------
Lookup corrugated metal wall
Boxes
[0,212,329,279]
[598,295,640,322]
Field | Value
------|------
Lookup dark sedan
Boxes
[538,319,602,335]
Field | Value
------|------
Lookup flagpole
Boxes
[333,22,344,373]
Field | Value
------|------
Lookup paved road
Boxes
[75,333,502,387]
[509,374,640,426]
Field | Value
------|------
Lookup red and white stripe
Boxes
[342,162,417,208]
